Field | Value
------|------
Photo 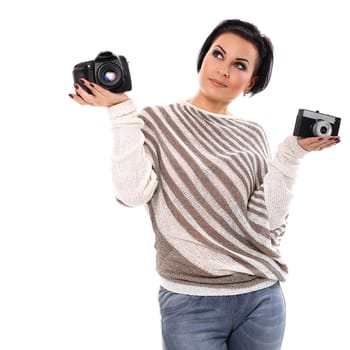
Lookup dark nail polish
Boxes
[68,94,74,99]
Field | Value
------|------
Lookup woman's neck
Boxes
[187,94,230,116]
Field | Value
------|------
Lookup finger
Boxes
[310,137,339,151]
[318,137,340,150]
[74,83,96,105]
[69,92,89,105]
[87,81,110,96]
[79,78,110,97]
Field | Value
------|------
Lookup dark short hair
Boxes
[197,19,274,96]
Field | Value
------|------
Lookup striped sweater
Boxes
[109,99,308,296]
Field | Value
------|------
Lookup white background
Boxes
[0,0,348,349]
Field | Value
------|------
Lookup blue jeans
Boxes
[159,283,286,350]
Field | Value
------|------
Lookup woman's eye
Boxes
[212,50,224,59]
[233,62,247,70]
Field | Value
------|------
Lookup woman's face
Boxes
[198,32,259,104]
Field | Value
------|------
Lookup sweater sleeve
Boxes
[108,100,158,207]
[263,135,308,231]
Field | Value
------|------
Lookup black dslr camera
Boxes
[293,109,341,138]
[72,51,132,93]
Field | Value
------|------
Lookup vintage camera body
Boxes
[72,51,132,93]
[293,109,341,138]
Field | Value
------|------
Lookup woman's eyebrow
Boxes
[236,57,250,64]
[214,45,226,54]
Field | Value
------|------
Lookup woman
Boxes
[70,19,339,350]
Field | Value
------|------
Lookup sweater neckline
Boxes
[178,100,237,120]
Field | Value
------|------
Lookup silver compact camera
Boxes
[293,109,341,138]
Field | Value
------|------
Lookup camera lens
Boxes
[312,120,332,137]
[320,126,328,134]
[96,63,122,88]
[103,71,118,82]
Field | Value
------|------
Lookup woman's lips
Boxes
[209,78,227,88]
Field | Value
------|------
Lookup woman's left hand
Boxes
[297,136,340,152]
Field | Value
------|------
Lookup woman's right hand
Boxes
[69,78,129,107]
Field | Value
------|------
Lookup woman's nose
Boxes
[218,65,230,78]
